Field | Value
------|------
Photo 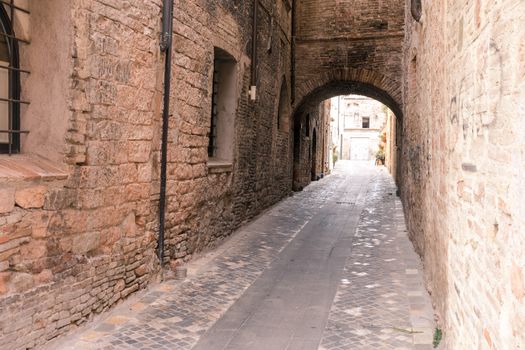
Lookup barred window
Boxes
[0,2,28,154]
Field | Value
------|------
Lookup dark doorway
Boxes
[292,121,302,191]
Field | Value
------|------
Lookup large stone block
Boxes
[15,186,47,209]
[0,188,15,214]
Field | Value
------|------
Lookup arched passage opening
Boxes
[291,77,403,191]
[295,79,403,121]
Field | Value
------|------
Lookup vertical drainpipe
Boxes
[291,0,296,104]
[158,0,174,270]
[250,0,258,101]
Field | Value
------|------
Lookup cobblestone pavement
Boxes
[319,169,435,350]
[51,161,435,350]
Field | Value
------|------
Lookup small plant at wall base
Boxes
[433,328,442,348]
[375,149,385,165]
[332,145,338,165]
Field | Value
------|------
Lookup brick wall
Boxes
[401,0,525,348]
[291,0,404,192]
[293,0,404,115]
[0,1,310,348]
[0,1,163,348]
[164,0,295,264]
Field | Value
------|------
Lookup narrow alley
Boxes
[1,1,523,349]
[51,162,434,350]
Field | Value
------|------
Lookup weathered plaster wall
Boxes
[319,99,331,176]
[402,0,525,348]
[20,0,72,164]
[384,110,397,178]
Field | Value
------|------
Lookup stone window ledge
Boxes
[0,155,69,183]
[207,159,233,174]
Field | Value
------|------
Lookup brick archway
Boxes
[293,68,403,119]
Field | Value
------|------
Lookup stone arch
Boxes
[294,68,403,120]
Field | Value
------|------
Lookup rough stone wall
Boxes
[293,0,404,113]
[0,1,163,349]
[164,0,294,265]
[401,0,525,348]
[0,1,302,348]
[313,101,329,178]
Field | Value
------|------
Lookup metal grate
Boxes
[0,0,30,155]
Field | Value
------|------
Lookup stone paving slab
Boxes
[319,169,435,350]
[49,162,436,350]
[191,163,372,350]
[50,167,341,350]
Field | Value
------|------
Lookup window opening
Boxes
[277,78,289,131]
[208,66,219,157]
[207,47,237,161]
[362,117,370,129]
[0,1,30,155]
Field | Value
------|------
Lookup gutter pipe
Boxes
[291,0,296,103]
[158,0,174,269]
[250,0,258,101]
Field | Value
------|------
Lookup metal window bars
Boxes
[0,0,30,155]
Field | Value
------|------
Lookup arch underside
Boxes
[295,80,403,120]
[293,68,403,121]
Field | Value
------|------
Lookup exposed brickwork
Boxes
[164,0,295,265]
[401,0,525,348]
[292,100,330,190]
[0,1,316,349]
[2,1,521,349]
[291,0,404,192]
[293,0,404,115]
[0,1,163,348]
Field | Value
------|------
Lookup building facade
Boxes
[0,0,523,349]
[401,0,525,348]
[330,95,388,162]
[0,1,326,348]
